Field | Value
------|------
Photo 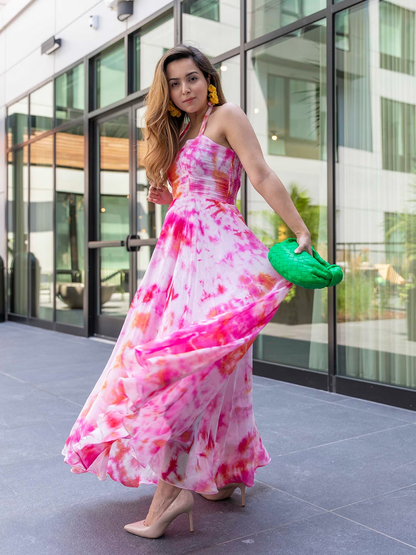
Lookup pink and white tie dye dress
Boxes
[62,102,293,494]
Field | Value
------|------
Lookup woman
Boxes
[62,44,312,539]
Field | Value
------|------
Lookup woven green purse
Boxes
[268,238,344,289]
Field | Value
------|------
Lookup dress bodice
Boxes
[167,104,243,205]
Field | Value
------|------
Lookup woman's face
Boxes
[166,58,209,114]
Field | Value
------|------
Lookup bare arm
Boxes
[221,103,312,255]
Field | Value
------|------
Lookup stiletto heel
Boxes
[199,482,247,506]
[240,485,246,507]
[188,508,194,533]
[124,489,195,539]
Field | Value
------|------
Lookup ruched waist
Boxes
[172,181,236,205]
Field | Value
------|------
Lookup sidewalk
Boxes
[1,321,416,554]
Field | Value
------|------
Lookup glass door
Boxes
[89,104,169,339]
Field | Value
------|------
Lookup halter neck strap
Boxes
[179,103,213,141]
[197,103,214,137]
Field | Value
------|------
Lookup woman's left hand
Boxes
[294,233,313,256]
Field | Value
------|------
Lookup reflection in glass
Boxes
[30,81,53,139]
[56,125,85,327]
[247,21,328,371]
[336,1,416,389]
[182,0,240,58]
[56,63,85,126]
[247,0,325,42]
[95,40,125,110]
[7,148,29,315]
[213,55,242,212]
[136,107,169,237]
[380,0,414,75]
[29,136,54,320]
[137,246,155,291]
[99,115,130,317]
[7,97,28,148]
[133,12,174,92]
[214,55,240,107]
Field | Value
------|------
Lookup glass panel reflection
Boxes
[100,247,130,318]
[133,12,174,92]
[56,125,85,327]
[30,81,53,139]
[7,97,28,148]
[95,40,125,110]
[214,55,240,107]
[213,55,242,212]
[99,115,130,317]
[247,21,328,371]
[247,0,325,42]
[136,106,169,236]
[182,0,240,58]
[56,63,85,126]
[7,148,29,316]
[137,246,156,291]
[30,137,54,320]
[336,1,416,389]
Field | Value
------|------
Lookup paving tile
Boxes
[0,421,72,466]
[255,400,409,456]
[192,511,416,555]
[336,397,416,424]
[258,424,416,510]
[252,383,327,413]
[0,382,81,429]
[334,483,416,548]
[0,475,326,555]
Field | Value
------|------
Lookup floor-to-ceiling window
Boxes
[335,0,416,390]
[247,21,328,372]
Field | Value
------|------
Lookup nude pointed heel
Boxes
[188,507,194,532]
[124,489,195,539]
[199,482,246,506]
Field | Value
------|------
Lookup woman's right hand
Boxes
[146,181,173,205]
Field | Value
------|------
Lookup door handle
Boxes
[125,234,141,252]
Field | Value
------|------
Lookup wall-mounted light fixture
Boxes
[117,0,134,21]
[41,36,61,55]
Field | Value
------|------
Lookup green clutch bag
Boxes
[268,238,344,289]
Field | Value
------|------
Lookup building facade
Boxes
[2,0,416,409]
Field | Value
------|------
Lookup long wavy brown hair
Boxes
[143,44,227,185]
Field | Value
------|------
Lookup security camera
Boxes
[89,15,98,30]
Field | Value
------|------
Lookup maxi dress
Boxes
[62,103,293,494]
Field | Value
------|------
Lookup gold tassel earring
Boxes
[168,100,181,117]
[208,84,219,105]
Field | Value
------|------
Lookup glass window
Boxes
[29,137,54,321]
[56,125,85,327]
[182,0,240,58]
[381,98,415,173]
[247,0,325,42]
[55,63,85,126]
[335,10,350,52]
[247,21,328,372]
[30,81,53,139]
[133,11,174,92]
[213,55,240,107]
[99,115,130,318]
[7,147,29,316]
[7,97,28,148]
[213,55,242,211]
[336,1,416,390]
[380,1,415,75]
[94,40,125,110]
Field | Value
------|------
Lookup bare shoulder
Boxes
[213,102,246,124]
[213,103,271,190]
